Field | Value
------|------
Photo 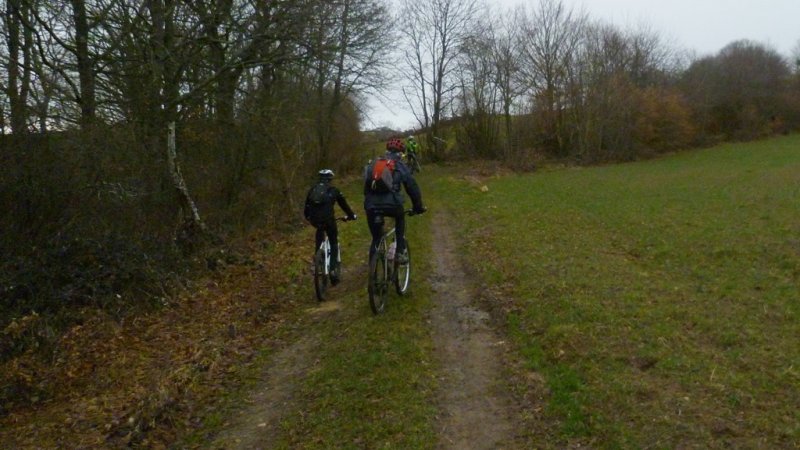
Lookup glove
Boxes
[348,214,357,221]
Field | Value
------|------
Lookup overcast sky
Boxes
[512,0,800,56]
[366,0,800,130]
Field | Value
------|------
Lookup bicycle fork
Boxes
[322,239,342,276]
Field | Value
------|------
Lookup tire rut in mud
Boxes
[428,211,520,449]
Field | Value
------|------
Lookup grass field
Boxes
[431,134,800,447]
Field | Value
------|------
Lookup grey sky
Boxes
[367,0,800,130]
[507,0,800,56]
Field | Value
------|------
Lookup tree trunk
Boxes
[167,122,207,232]
[209,0,235,125]
[5,0,29,134]
[318,0,352,168]
[149,0,208,248]
[71,0,96,131]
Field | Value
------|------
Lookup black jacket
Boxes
[304,181,355,225]
[363,152,423,211]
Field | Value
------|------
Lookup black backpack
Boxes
[307,183,331,206]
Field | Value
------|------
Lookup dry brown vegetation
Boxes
[0,225,309,448]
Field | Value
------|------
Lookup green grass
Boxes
[429,134,800,447]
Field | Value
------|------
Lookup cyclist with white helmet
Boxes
[304,169,357,284]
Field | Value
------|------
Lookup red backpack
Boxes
[370,157,396,193]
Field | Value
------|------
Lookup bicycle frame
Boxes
[313,217,351,302]
[405,152,421,173]
[368,211,415,314]
[319,236,341,275]
[376,227,396,254]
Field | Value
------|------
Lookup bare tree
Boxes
[456,23,501,158]
[516,0,585,156]
[3,0,34,134]
[70,0,95,129]
[401,0,481,159]
[492,9,521,158]
[16,0,122,130]
[308,0,392,166]
[70,0,325,243]
[791,38,800,74]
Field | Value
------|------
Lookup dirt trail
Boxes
[208,332,318,449]
[429,211,519,449]
[207,293,349,449]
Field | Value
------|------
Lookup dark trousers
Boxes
[315,219,339,268]
[366,207,405,260]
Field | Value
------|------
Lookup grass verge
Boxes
[430,134,800,447]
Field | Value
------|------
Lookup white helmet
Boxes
[318,169,334,179]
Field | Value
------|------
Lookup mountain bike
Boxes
[368,210,420,314]
[314,217,353,301]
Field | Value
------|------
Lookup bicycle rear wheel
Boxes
[368,240,389,314]
[314,248,328,301]
[394,242,411,295]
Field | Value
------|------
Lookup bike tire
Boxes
[407,155,416,174]
[314,248,328,301]
[368,242,389,314]
[394,242,411,295]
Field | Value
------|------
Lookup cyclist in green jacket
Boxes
[404,135,421,173]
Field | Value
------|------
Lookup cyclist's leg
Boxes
[326,220,340,273]
[366,209,384,260]
[315,225,325,252]
[393,206,407,255]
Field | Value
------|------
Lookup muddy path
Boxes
[428,211,520,449]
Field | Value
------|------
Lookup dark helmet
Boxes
[318,169,334,180]
[386,138,405,153]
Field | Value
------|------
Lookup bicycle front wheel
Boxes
[314,248,328,301]
[368,242,389,314]
[394,242,411,295]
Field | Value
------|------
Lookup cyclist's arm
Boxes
[399,164,424,212]
[334,187,356,218]
[363,162,373,196]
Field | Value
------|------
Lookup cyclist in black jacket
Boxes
[304,169,357,283]
[363,139,426,263]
